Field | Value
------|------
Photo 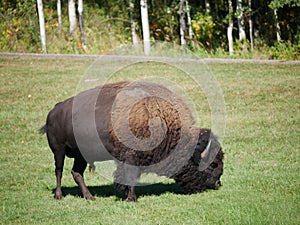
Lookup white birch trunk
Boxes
[185,0,194,40]
[78,0,87,51]
[179,0,186,54]
[68,0,77,36]
[130,1,139,46]
[37,0,47,53]
[140,0,150,55]
[205,0,211,14]
[57,0,62,31]
[227,0,234,56]
[274,9,281,42]
[248,0,254,51]
[237,0,247,52]
[254,16,259,40]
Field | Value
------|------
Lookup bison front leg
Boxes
[71,154,95,200]
[126,186,137,202]
[114,161,140,202]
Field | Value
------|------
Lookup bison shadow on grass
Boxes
[51,180,223,201]
[41,81,224,202]
[51,182,184,200]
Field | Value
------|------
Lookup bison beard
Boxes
[40,81,224,201]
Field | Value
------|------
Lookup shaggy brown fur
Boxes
[171,129,224,194]
[40,81,224,201]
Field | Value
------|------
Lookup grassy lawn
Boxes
[0,56,299,224]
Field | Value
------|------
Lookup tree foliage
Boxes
[0,0,299,59]
[269,0,300,9]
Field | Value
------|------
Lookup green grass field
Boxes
[0,56,299,224]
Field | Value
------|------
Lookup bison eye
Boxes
[211,162,218,169]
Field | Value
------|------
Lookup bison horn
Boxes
[198,135,220,171]
[200,139,211,159]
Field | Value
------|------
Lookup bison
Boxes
[40,80,224,201]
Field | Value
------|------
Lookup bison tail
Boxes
[39,125,47,134]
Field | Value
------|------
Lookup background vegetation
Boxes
[0,56,299,224]
[0,0,299,59]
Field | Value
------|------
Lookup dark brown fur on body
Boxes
[113,128,224,198]
[40,81,224,201]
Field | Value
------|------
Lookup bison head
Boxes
[171,128,224,194]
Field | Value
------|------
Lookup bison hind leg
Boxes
[71,153,95,200]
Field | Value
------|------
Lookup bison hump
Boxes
[108,81,195,166]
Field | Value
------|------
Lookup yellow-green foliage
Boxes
[0,0,299,59]
[192,12,216,49]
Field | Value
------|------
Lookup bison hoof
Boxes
[54,194,62,200]
[85,196,96,201]
[84,193,96,201]
[89,164,95,173]
[54,191,63,200]
[126,196,138,202]
[54,195,63,200]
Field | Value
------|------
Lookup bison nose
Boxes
[214,180,221,189]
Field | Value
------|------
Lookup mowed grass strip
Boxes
[0,56,299,225]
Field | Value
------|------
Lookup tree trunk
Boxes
[140,0,150,55]
[37,0,47,53]
[215,0,219,20]
[57,0,62,31]
[237,0,247,52]
[248,0,254,52]
[274,9,281,42]
[205,0,211,14]
[78,0,87,51]
[130,0,139,46]
[68,0,77,36]
[227,0,234,56]
[185,0,193,41]
[179,0,186,54]
[254,15,259,40]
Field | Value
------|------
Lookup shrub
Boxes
[269,41,300,60]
